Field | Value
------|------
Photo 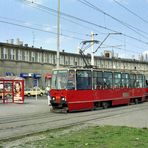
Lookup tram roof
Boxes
[52,67,146,75]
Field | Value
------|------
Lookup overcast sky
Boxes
[0,0,148,59]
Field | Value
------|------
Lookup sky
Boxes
[0,0,148,60]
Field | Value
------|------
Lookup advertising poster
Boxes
[13,81,23,102]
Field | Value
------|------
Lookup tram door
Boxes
[75,70,94,108]
[93,71,104,101]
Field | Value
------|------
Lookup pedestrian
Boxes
[46,86,51,106]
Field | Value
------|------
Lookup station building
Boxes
[0,42,148,89]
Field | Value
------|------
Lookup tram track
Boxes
[0,102,148,141]
[0,102,147,124]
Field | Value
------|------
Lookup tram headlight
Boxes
[61,97,66,101]
[52,97,56,101]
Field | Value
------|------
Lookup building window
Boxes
[60,55,64,65]
[18,49,22,61]
[10,49,16,60]
[95,59,99,67]
[99,60,103,68]
[24,51,29,61]
[79,58,83,66]
[31,51,35,62]
[65,56,69,65]
[69,56,74,65]
[37,52,42,63]
[3,48,8,59]
[74,57,78,66]
[49,54,52,64]
[43,53,47,63]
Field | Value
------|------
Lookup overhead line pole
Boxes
[57,0,60,68]
[90,32,98,66]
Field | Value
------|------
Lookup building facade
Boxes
[0,42,148,88]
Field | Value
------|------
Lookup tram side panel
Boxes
[67,90,94,112]
[131,88,146,102]
[94,88,130,106]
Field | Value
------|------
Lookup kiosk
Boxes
[0,76,24,104]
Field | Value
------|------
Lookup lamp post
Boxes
[56,0,60,68]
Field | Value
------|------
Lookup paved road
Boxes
[0,96,49,118]
[88,104,148,128]
[0,97,148,140]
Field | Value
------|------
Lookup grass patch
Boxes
[1,125,148,148]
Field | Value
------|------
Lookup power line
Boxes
[110,35,147,53]
[113,0,148,25]
[0,15,87,37]
[18,0,119,33]
[0,20,84,41]
[18,0,148,46]
[0,18,143,57]
[77,0,148,40]
[17,0,110,37]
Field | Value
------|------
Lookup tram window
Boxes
[146,79,148,87]
[121,73,129,88]
[129,74,136,88]
[114,72,121,88]
[76,70,92,90]
[93,71,103,89]
[136,74,143,88]
[103,72,113,89]
[67,70,75,90]
[143,75,146,88]
[51,70,68,90]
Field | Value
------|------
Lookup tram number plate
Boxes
[122,92,129,98]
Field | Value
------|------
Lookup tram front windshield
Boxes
[51,70,68,90]
[51,70,76,90]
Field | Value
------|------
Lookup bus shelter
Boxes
[0,76,24,104]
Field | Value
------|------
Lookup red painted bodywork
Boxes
[50,87,147,112]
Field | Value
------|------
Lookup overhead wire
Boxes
[77,0,148,40]
[18,0,120,33]
[19,0,148,46]
[113,0,148,25]
[8,0,147,57]
[0,15,87,37]
[0,19,84,41]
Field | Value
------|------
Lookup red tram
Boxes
[50,68,148,112]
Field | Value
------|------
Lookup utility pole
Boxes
[32,31,35,47]
[87,32,98,66]
[90,32,98,66]
[56,0,60,68]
